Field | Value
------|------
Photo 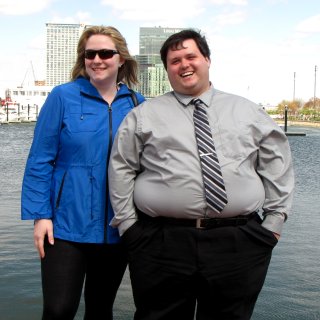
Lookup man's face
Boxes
[166,39,211,97]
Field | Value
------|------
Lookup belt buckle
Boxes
[196,218,205,229]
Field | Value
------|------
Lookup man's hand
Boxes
[34,219,54,258]
[273,232,280,240]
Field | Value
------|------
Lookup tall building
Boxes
[46,23,86,86]
[139,27,184,55]
[135,27,184,98]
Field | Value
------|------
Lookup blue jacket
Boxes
[21,77,145,244]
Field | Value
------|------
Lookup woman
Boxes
[21,26,144,319]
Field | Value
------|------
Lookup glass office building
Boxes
[136,27,184,98]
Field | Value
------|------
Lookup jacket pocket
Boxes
[121,221,142,247]
[53,166,94,234]
[68,113,99,132]
[55,171,67,209]
[121,220,162,257]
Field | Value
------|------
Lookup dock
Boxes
[285,131,306,136]
[282,108,306,136]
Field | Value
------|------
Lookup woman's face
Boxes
[84,34,124,87]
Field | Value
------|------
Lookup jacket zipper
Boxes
[90,167,93,219]
[104,104,113,242]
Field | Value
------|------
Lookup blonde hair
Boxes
[71,26,138,88]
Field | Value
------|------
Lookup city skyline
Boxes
[0,0,319,105]
[44,24,180,98]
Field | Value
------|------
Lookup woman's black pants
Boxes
[41,238,127,320]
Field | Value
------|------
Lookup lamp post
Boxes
[293,71,296,101]
[314,65,317,109]
[284,105,288,132]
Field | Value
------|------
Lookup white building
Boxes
[46,23,86,86]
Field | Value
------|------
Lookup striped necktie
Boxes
[192,98,228,213]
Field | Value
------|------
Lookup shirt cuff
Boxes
[261,212,286,235]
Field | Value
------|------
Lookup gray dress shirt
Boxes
[108,87,294,236]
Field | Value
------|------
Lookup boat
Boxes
[0,99,20,122]
[1,85,52,123]
[4,84,52,107]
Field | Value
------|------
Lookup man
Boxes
[108,29,294,320]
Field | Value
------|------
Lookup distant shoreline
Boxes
[1,119,320,128]
[275,120,320,128]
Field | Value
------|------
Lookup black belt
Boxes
[137,211,256,229]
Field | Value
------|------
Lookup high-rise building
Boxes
[46,23,86,86]
[135,27,184,98]
[139,27,184,55]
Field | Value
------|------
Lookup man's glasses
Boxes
[84,49,119,60]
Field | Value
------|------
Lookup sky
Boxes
[0,0,319,106]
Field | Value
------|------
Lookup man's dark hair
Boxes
[160,29,211,70]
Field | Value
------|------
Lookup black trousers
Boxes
[41,238,127,320]
[122,213,278,320]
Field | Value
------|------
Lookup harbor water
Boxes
[0,123,319,319]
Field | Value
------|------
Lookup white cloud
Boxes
[295,14,320,34]
[0,49,45,92]
[0,32,47,94]
[101,0,204,25]
[208,0,247,5]
[212,10,247,27]
[28,33,46,50]
[50,11,92,25]
[76,11,92,24]
[230,0,247,4]
[99,0,250,29]
[266,0,288,4]
[0,0,52,15]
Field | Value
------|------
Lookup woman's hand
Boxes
[34,219,54,258]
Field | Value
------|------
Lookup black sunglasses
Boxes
[84,49,119,60]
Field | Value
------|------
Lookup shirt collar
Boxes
[172,83,215,108]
